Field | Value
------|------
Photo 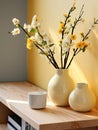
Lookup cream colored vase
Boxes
[48,69,73,106]
[69,83,96,112]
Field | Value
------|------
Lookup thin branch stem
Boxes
[63,4,84,69]
[82,28,91,41]
[66,48,78,69]
[36,27,59,68]
[18,24,30,37]
[60,46,63,68]
[34,43,58,68]
[60,4,76,68]
[49,50,59,69]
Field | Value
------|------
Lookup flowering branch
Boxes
[18,24,30,37]
[59,1,76,68]
[66,18,98,69]
[63,4,84,69]
[34,42,59,68]
[10,1,98,69]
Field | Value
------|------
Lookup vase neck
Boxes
[55,69,65,75]
[76,83,88,89]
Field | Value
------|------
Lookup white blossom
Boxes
[62,35,70,44]
[30,36,35,41]
[43,45,49,54]
[23,24,32,32]
[31,15,40,28]
[62,42,70,52]
[12,18,20,25]
[23,23,28,29]
[34,32,42,43]
[27,25,32,32]
[43,33,51,45]
[11,28,20,36]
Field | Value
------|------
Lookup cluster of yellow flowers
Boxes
[10,1,98,69]
[58,23,88,49]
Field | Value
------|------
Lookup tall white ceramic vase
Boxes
[69,83,96,112]
[48,69,73,106]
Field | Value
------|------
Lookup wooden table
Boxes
[0,82,98,130]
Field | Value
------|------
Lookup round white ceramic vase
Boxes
[69,83,96,112]
[48,69,73,106]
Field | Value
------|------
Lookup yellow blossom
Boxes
[80,32,84,38]
[64,14,68,17]
[80,32,84,35]
[10,1,98,70]
[81,18,85,22]
[67,19,71,23]
[26,37,34,49]
[73,0,76,7]
[58,28,63,34]
[70,34,76,40]
[76,41,88,49]
[71,0,76,11]
[58,39,62,43]
[60,21,64,28]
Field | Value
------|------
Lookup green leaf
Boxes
[49,43,54,47]
[26,35,29,38]
[30,28,36,33]
[16,24,20,28]
[42,41,47,46]
[62,52,66,56]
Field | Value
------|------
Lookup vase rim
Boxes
[55,68,67,70]
[76,83,88,88]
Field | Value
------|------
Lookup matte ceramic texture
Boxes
[48,69,73,106]
[69,83,96,112]
[28,91,47,109]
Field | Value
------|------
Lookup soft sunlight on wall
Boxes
[28,0,98,108]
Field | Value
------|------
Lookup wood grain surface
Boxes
[0,82,98,130]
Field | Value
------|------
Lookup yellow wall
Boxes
[27,0,98,107]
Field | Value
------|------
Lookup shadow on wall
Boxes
[70,28,98,108]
